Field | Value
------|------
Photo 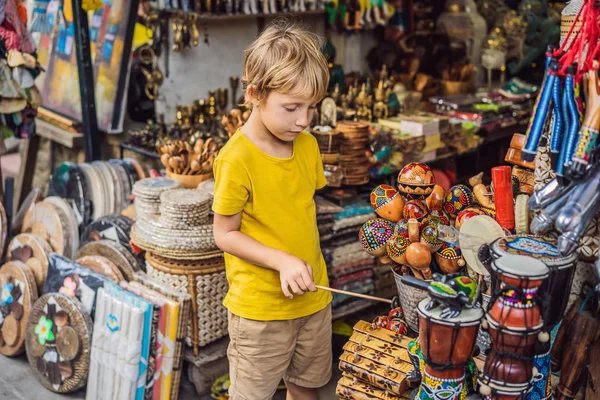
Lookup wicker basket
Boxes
[145,252,228,354]
[476,293,492,355]
[393,270,429,333]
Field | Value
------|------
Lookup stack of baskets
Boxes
[312,127,341,164]
[130,178,228,355]
[336,121,371,186]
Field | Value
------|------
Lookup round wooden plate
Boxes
[79,163,105,221]
[92,162,115,215]
[10,187,41,234]
[76,255,124,282]
[25,293,92,393]
[22,203,69,256]
[75,240,138,281]
[107,161,131,212]
[124,158,148,180]
[112,159,138,196]
[0,261,38,356]
[44,197,80,258]
[6,233,52,292]
[0,201,6,261]
[104,162,123,214]
[48,163,91,229]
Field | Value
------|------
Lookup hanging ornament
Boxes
[30,0,52,34]
[82,0,104,12]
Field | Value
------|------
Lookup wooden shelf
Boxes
[168,9,325,22]
[35,118,84,149]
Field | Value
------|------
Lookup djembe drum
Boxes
[416,298,483,399]
[489,235,578,399]
[479,254,550,400]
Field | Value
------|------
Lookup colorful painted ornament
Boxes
[428,209,451,226]
[426,184,446,210]
[386,235,409,264]
[388,307,404,320]
[370,184,405,222]
[372,315,389,328]
[420,225,442,252]
[455,207,486,230]
[358,219,395,257]
[394,219,409,238]
[443,184,474,219]
[403,200,429,228]
[397,162,436,200]
[386,318,408,335]
[435,241,465,274]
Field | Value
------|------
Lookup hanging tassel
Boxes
[16,1,27,26]
[522,51,557,162]
[30,0,53,34]
[556,64,581,182]
[82,0,105,12]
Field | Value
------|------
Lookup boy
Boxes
[212,20,332,400]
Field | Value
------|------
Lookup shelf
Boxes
[166,9,325,21]
[120,143,161,160]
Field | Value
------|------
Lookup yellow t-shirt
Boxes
[212,130,332,321]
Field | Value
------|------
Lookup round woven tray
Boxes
[131,225,222,260]
[25,293,93,393]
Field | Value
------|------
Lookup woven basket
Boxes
[476,293,492,355]
[393,270,429,333]
[145,252,228,354]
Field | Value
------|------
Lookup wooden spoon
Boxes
[180,149,189,174]
[169,157,181,174]
[189,160,201,175]
[160,153,171,171]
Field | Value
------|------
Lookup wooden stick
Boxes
[316,285,392,304]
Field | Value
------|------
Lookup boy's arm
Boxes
[213,212,317,299]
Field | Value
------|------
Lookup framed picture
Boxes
[35,0,139,133]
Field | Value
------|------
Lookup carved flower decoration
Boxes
[59,276,77,297]
[1,283,13,307]
[10,245,32,263]
[35,315,55,345]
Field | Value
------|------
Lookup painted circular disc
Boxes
[22,203,69,256]
[76,255,124,282]
[79,163,105,221]
[0,201,6,261]
[10,188,41,234]
[25,293,92,393]
[48,163,91,229]
[6,233,52,292]
[44,197,80,259]
[75,240,138,281]
[91,162,115,215]
[0,261,38,356]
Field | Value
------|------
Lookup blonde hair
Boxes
[242,19,329,105]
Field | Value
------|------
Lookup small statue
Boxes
[373,80,389,120]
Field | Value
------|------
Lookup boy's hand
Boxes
[277,253,317,299]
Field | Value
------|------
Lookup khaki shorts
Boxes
[227,304,332,400]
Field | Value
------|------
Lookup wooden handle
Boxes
[316,285,392,304]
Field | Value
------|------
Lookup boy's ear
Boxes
[245,85,261,106]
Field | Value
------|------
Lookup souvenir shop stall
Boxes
[0,0,599,399]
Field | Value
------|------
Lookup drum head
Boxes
[491,235,577,269]
[491,254,549,280]
[417,298,483,326]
